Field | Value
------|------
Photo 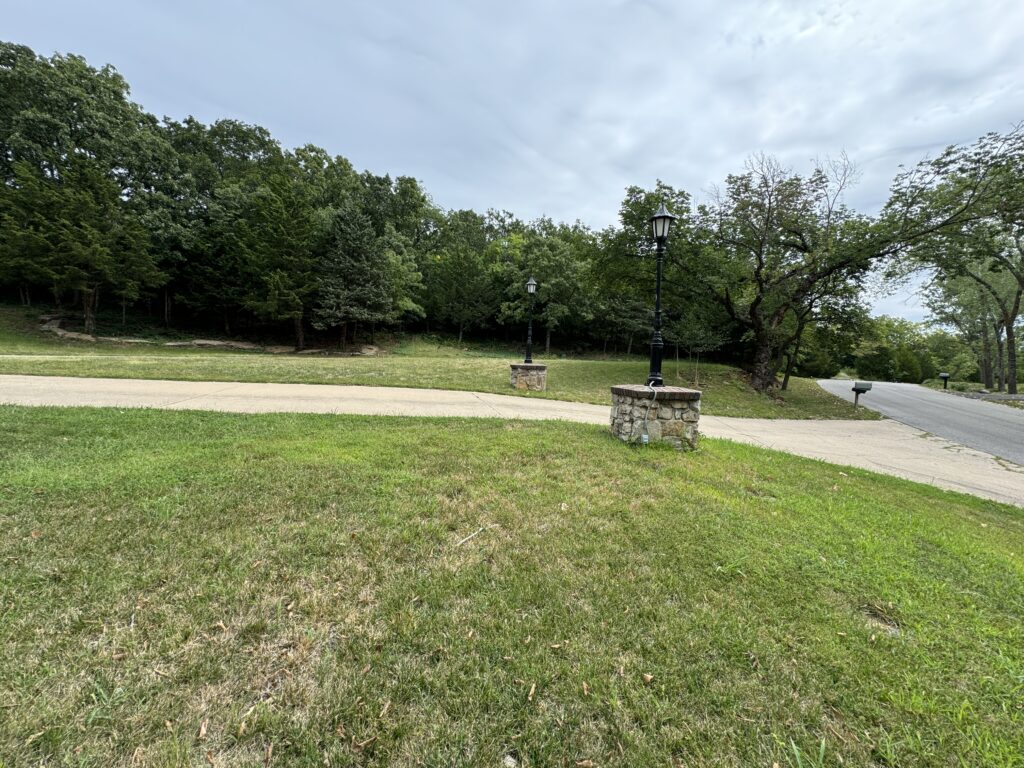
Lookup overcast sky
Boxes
[7,0,1023,320]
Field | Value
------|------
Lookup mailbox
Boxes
[938,372,950,390]
[851,381,871,408]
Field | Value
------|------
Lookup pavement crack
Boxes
[162,383,245,408]
[470,391,506,418]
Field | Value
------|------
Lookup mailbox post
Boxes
[939,372,950,390]
[852,381,872,409]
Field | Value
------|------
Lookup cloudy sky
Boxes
[7,0,1023,319]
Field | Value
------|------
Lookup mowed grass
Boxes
[0,307,873,419]
[2,406,1021,767]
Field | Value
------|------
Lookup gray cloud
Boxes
[7,0,1023,320]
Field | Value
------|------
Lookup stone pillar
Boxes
[609,384,701,450]
[510,363,548,391]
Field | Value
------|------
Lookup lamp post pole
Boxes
[647,203,675,387]
[525,276,537,363]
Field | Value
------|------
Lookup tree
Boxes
[898,128,1024,391]
[701,154,873,391]
[497,220,595,354]
[0,43,165,325]
[0,157,156,332]
[236,156,320,349]
[855,316,936,384]
[421,209,495,341]
[312,203,392,346]
[922,274,1006,389]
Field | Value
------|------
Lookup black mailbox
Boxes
[851,381,871,408]
[939,372,950,390]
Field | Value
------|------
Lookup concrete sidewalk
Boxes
[2,374,1022,507]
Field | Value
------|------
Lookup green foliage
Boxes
[853,316,951,383]
[420,209,495,339]
[856,344,896,381]
[793,326,844,379]
[891,126,1024,392]
[892,345,923,383]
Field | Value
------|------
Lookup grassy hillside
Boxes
[0,306,874,419]
[1,406,1019,766]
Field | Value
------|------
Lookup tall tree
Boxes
[312,203,393,346]
[422,209,495,341]
[700,155,872,390]
[898,128,1024,391]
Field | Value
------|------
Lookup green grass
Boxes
[0,306,875,420]
[1,406,1021,766]
[921,379,989,394]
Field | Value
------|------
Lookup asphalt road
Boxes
[818,379,1024,466]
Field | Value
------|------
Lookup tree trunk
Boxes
[626,335,633,356]
[163,289,172,329]
[545,327,551,355]
[750,337,777,392]
[781,354,794,391]
[995,323,1005,392]
[458,323,464,343]
[781,335,804,391]
[121,298,127,330]
[339,322,347,350]
[223,310,231,337]
[1006,290,1022,395]
[980,321,995,389]
[294,316,305,351]
[1006,321,1018,395]
[82,288,97,335]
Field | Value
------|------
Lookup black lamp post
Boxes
[647,202,676,387]
[524,276,538,363]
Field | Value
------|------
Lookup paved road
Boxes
[818,379,1024,466]
[3,374,1023,506]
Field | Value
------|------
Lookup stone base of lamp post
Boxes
[510,363,547,391]
[609,384,701,450]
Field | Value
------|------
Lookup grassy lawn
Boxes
[2,406,1021,766]
[0,307,874,420]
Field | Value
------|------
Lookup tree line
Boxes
[2,41,1021,391]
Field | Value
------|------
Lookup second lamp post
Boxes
[647,203,676,387]
[524,276,538,363]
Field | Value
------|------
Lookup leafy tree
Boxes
[922,274,1008,389]
[0,42,164,324]
[699,154,877,391]
[0,157,156,332]
[422,209,495,341]
[312,203,392,346]
[497,220,595,354]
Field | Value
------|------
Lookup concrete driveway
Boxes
[2,374,1023,507]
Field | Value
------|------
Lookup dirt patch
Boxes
[862,603,900,636]
[164,339,262,350]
